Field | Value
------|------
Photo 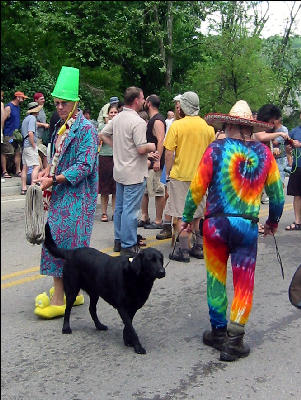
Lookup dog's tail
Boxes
[44,222,70,260]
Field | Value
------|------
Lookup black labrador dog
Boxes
[44,222,165,354]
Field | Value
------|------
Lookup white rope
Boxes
[25,185,45,244]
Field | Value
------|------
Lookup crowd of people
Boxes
[1,65,300,361]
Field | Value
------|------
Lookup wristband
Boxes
[52,175,58,186]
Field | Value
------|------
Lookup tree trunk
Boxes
[165,1,173,90]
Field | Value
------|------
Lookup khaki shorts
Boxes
[37,138,47,156]
[164,178,206,218]
[1,135,21,155]
[22,146,40,167]
[145,169,165,197]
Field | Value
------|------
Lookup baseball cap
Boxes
[110,96,119,104]
[14,91,29,99]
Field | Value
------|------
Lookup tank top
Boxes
[3,102,20,136]
[146,113,166,169]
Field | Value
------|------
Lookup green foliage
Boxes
[1,0,300,121]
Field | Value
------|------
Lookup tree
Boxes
[265,1,301,110]
[183,1,279,114]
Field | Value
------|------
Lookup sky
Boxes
[261,1,301,38]
[200,1,301,38]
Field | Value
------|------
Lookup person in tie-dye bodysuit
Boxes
[182,101,284,361]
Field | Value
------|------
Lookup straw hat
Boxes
[26,102,43,114]
[205,100,273,133]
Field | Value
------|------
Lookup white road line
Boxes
[1,197,26,203]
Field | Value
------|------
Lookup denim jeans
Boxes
[114,180,146,248]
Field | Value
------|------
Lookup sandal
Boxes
[258,223,265,235]
[2,171,11,178]
[285,222,301,231]
[20,189,27,195]
[101,213,108,222]
[137,234,146,247]
[16,171,22,177]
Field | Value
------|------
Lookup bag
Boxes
[13,129,23,144]
[42,128,50,146]
[288,265,301,309]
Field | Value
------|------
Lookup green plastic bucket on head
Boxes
[51,66,80,101]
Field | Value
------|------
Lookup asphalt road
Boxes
[1,191,301,400]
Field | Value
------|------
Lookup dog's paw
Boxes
[134,345,146,354]
[62,327,72,334]
[95,322,108,331]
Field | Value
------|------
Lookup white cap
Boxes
[173,94,182,101]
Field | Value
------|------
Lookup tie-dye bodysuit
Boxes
[182,138,284,329]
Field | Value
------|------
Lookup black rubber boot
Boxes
[203,327,227,350]
[189,231,204,259]
[169,242,190,263]
[156,224,172,240]
[220,331,250,361]
[113,239,121,252]
[189,243,204,259]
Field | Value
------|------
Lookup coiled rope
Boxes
[25,184,45,244]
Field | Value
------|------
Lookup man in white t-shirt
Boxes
[100,87,156,257]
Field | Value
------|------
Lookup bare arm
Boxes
[152,120,165,171]
[165,149,174,178]
[99,133,113,147]
[28,131,37,149]
[36,122,49,129]
[2,105,11,126]
[99,121,113,147]
[137,142,156,155]
[254,131,288,142]
[33,172,67,190]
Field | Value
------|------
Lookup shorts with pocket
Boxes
[1,135,21,155]
[22,146,40,167]
[165,178,206,218]
[145,169,165,197]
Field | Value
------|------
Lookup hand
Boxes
[280,132,289,140]
[32,176,53,190]
[152,150,160,161]
[181,221,192,233]
[273,148,280,156]
[153,160,160,172]
[37,166,50,180]
[292,139,301,148]
[264,223,278,236]
[44,123,50,129]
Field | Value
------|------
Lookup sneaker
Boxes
[144,221,163,229]
[169,246,190,263]
[156,226,172,240]
[189,244,204,259]
[113,239,121,252]
[137,218,150,227]
[120,245,140,258]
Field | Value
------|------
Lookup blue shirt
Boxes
[3,102,20,136]
[21,114,37,148]
[289,125,301,168]
[274,125,288,159]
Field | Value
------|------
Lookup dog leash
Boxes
[163,228,185,269]
[272,233,284,279]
